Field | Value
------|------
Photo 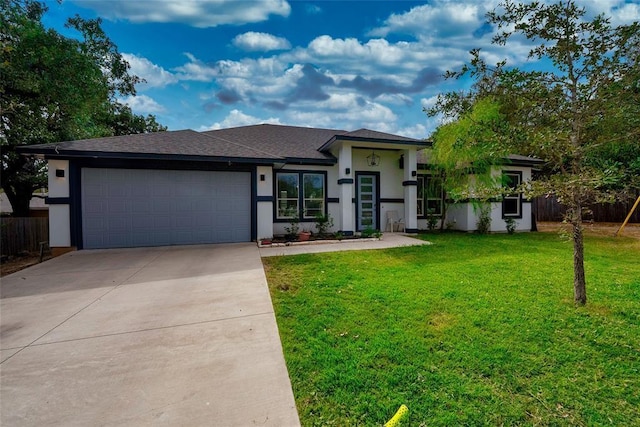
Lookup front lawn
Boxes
[263,232,640,426]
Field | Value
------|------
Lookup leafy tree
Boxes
[429,97,510,202]
[428,0,640,305]
[1,0,166,216]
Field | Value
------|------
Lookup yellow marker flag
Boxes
[384,404,408,427]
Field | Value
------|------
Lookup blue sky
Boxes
[42,0,639,139]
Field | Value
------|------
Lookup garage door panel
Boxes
[82,168,251,249]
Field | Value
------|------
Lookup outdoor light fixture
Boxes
[345,167,351,175]
[55,169,65,178]
[366,150,380,167]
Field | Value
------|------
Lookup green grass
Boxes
[263,232,640,426]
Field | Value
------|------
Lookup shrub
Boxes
[476,205,491,234]
[314,213,334,237]
[504,217,517,234]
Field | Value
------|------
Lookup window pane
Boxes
[303,174,324,199]
[504,173,520,192]
[303,173,324,218]
[361,185,373,193]
[278,173,299,198]
[277,173,299,218]
[361,177,373,184]
[278,200,299,218]
[427,199,442,216]
[426,177,443,198]
[504,199,519,215]
[362,202,373,209]
[417,176,424,216]
[303,199,324,218]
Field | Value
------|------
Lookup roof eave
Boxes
[27,149,282,165]
[319,135,431,152]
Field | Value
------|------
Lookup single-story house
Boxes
[19,124,542,253]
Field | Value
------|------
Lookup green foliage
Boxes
[0,0,167,216]
[504,217,517,234]
[314,212,334,237]
[360,227,375,238]
[429,97,507,202]
[264,233,640,426]
[284,209,300,240]
[475,204,492,234]
[425,210,439,230]
[428,0,640,305]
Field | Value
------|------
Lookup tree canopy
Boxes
[1,0,166,216]
[428,0,640,305]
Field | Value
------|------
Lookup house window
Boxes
[276,171,325,220]
[502,171,522,218]
[277,173,299,219]
[417,175,444,217]
[303,173,324,219]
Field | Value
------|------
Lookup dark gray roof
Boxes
[19,124,431,164]
[203,124,346,161]
[21,129,281,162]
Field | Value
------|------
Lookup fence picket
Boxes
[1,217,49,256]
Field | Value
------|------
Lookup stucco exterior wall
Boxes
[418,165,535,232]
[47,160,71,247]
[256,165,274,240]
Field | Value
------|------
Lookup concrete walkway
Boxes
[259,232,430,257]
[0,244,299,426]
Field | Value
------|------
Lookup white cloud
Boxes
[201,109,282,130]
[376,93,413,105]
[420,96,439,111]
[395,123,429,140]
[232,32,291,51]
[120,94,165,114]
[369,1,493,39]
[284,95,398,131]
[72,0,291,27]
[607,2,640,25]
[122,53,177,88]
[173,53,220,81]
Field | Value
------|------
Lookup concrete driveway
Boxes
[0,244,299,426]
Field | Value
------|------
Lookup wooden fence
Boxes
[1,217,49,256]
[534,192,640,223]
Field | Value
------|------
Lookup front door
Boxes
[357,173,378,231]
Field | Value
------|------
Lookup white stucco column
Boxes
[403,149,418,233]
[47,159,71,247]
[256,165,274,240]
[338,142,354,234]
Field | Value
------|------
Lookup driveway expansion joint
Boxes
[27,311,276,347]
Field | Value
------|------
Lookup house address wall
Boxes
[47,159,71,248]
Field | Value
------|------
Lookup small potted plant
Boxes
[260,237,273,246]
[298,230,311,241]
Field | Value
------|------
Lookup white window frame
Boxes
[275,171,326,221]
[302,173,325,220]
[502,171,522,218]
[418,174,444,218]
[276,172,299,219]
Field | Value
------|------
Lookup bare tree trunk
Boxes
[571,205,587,305]
[2,184,33,217]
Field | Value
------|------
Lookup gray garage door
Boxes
[81,168,251,249]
